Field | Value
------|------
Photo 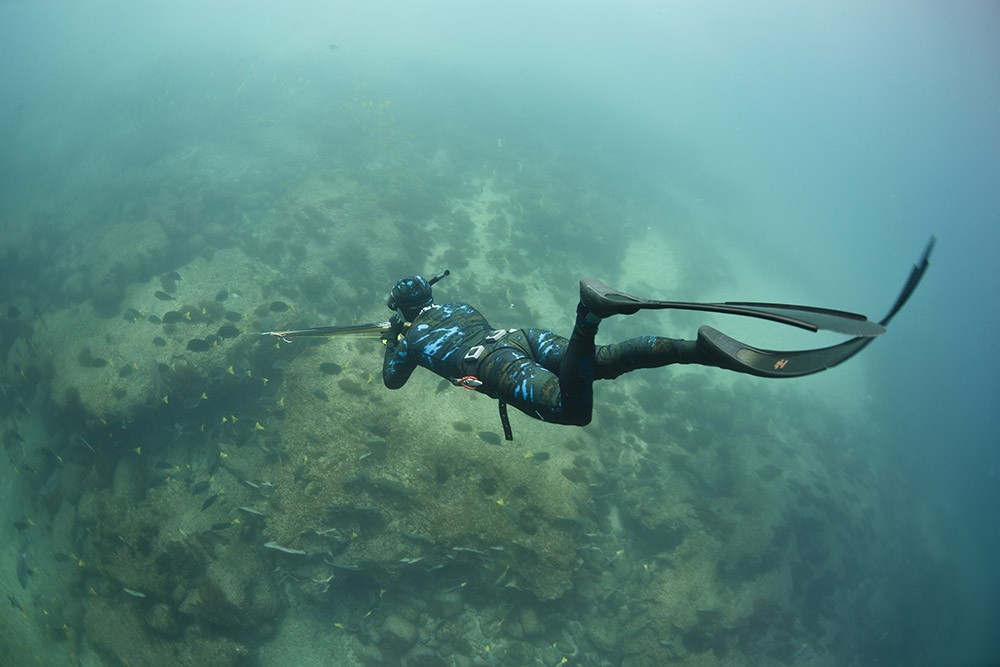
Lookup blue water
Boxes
[1,2,998,665]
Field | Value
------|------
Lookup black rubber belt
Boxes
[498,401,513,441]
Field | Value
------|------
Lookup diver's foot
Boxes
[580,278,648,318]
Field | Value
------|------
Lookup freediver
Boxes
[381,239,933,439]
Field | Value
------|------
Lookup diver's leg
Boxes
[578,279,722,379]
[595,336,719,379]
[556,305,601,425]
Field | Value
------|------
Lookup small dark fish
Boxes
[154,461,174,470]
[13,519,32,532]
[6,306,20,319]
[224,310,242,322]
[210,521,233,531]
[269,301,290,312]
[154,291,175,301]
[16,552,29,588]
[182,396,203,409]
[164,271,181,282]
[217,324,240,339]
[123,308,141,323]
[191,480,210,495]
[202,493,219,510]
[118,363,135,378]
[477,431,502,446]
[293,463,306,481]
[319,362,342,375]
[90,357,108,368]
[147,314,162,324]
[187,339,211,352]
[271,359,290,370]
[152,336,166,347]
[313,389,329,401]
[53,552,70,562]
[529,451,550,462]
[7,594,24,613]
[215,289,229,302]
[162,311,183,324]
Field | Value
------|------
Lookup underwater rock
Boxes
[431,589,464,620]
[406,648,448,667]
[350,637,384,667]
[178,542,281,634]
[518,606,544,638]
[112,458,146,503]
[541,645,563,666]
[85,596,249,667]
[586,615,622,653]
[144,602,181,638]
[379,613,417,653]
[92,280,126,318]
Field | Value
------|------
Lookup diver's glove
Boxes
[384,313,407,350]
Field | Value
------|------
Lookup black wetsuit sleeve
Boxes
[383,338,417,389]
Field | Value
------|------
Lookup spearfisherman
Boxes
[380,239,933,438]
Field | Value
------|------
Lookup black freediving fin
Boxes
[696,325,875,378]
[696,236,936,378]
[582,279,884,335]
[877,235,935,327]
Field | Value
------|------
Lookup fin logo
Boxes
[773,359,789,370]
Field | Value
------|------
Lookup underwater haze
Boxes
[2,1,998,666]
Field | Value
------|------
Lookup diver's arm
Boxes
[382,333,417,389]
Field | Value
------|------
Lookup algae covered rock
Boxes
[585,615,622,653]
[179,542,282,634]
[379,613,418,653]
[84,596,250,667]
[41,247,286,423]
[259,364,590,602]
[144,602,182,638]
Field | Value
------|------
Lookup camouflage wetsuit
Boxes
[383,301,708,426]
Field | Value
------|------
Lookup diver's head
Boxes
[387,275,433,321]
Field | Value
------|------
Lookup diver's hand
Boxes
[384,313,407,349]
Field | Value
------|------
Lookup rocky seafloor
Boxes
[1,163,956,667]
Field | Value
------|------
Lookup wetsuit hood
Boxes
[388,275,433,320]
